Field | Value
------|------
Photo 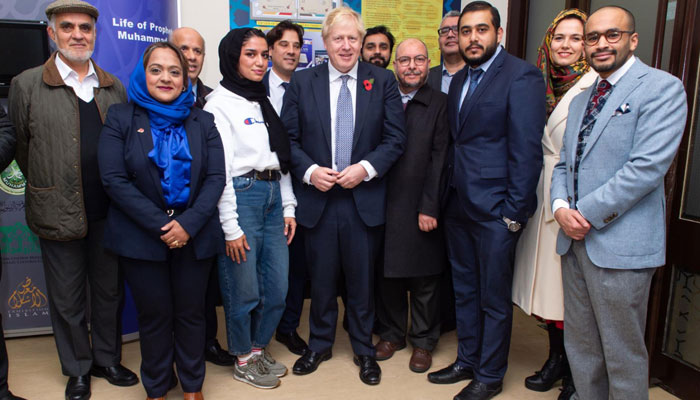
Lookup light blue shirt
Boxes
[441,65,455,94]
[459,45,503,111]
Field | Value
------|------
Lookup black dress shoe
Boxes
[292,350,332,375]
[89,364,139,387]
[524,352,568,391]
[353,355,381,385]
[204,340,236,366]
[275,330,309,356]
[454,379,502,400]
[65,375,91,400]
[0,391,27,400]
[428,362,474,384]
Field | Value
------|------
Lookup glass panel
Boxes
[663,265,700,371]
[680,56,700,222]
[590,0,660,65]
[661,0,677,72]
[525,0,567,66]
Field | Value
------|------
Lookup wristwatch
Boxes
[502,216,521,232]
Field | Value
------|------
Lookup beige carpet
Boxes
[4,302,678,399]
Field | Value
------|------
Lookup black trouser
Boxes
[0,257,10,397]
[277,227,307,334]
[204,259,221,348]
[39,219,122,377]
[305,190,381,356]
[122,245,212,398]
[375,274,441,351]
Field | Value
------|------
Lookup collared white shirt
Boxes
[399,88,418,104]
[192,82,198,100]
[268,68,289,115]
[54,53,99,103]
[303,61,377,184]
[551,56,638,216]
[459,45,502,110]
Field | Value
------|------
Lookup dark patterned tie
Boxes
[335,75,353,171]
[459,68,483,123]
[281,82,289,91]
[573,79,612,204]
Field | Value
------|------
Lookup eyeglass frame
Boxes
[437,25,458,37]
[396,55,428,67]
[583,29,635,46]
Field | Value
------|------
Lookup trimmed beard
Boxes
[461,41,498,68]
[58,46,93,64]
[398,70,427,90]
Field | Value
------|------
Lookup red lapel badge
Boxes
[363,78,374,91]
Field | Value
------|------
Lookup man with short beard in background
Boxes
[8,1,137,399]
[361,25,395,69]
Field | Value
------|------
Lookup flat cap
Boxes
[45,0,99,20]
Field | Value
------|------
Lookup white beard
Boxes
[58,46,93,63]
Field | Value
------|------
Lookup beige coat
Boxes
[513,71,597,320]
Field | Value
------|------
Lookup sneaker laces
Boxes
[262,349,276,365]
[249,354,270,375]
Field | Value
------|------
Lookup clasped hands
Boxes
[160,219,190,249]
[553,208,590,240]
[310,164,367,192]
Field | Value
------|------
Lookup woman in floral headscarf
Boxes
[513,8,597,400]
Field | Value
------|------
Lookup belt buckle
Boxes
[166,209,175,217]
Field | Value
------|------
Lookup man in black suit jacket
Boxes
[281,6,405,386]
[170,26,233,367]
[428,10,465,94]
[0,107,24,400]
[427,3,545,400]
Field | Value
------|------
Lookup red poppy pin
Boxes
[363,78,374,91]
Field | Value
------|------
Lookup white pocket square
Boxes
[613,103,631,116]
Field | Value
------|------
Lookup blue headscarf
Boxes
[127,51,194,208]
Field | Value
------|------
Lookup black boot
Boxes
[525,323,569,392]
[558,374,576,400]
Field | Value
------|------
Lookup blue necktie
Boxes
[335,75,353,171]
[459,68,483,123]
[281,82,289,90]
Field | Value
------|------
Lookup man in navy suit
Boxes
[281,6,405,386]
[427,2,545,399]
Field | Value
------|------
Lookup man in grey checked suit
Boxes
[551,6,687,400]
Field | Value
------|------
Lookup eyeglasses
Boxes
[396,55,428,67]
[584,29,634,45]
[437,25,458,37]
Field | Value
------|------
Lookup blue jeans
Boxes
[218,177,289,355]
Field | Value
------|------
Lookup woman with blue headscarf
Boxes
[98,41,225,400]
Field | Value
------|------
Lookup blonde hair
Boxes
[321,6,365,40]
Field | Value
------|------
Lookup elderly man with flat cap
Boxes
[8,1,138,399]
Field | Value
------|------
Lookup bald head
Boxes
[170,27,205,83]
[589,6,635,31]
[393,38,430,93]
[395,38,428,59]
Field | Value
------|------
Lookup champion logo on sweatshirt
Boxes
[244,117,265,125]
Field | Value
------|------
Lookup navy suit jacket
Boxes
[281,61,406,228]
[447,49,545,223]
[263,70,271,96]
[98,103,226,261]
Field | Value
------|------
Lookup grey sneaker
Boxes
[261,348,288,377]
[233,355,280,389]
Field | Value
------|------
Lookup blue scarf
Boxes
[127,54,194,208]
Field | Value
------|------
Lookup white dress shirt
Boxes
[400,88,418,104]
[55,53,99,102]
[459,45,502,110]
[303,61,377,184]
[551,56,638,216]
[268,68,289,115]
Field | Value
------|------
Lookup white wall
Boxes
[181,0,511,86]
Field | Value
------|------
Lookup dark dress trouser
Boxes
[122,244,212,398]
[276,227,307,334]
[444,190,521,384]
[0,257,10,397]
[204,260,221,347]
[38,218,122,377]
[305,189,381,357]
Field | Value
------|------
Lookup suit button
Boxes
[567,196,572,202]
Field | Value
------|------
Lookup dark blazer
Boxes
[0,108,16,170]
[262,70,271,96]
[98,103,226,262]
[447,49,545,223]
[281,61,406,228]
[384,85,449,278]
[427,65,443,93]
[194,78,213,109]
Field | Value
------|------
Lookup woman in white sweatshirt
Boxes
[204,27,296,390]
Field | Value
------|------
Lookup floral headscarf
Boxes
[537,9,590,116]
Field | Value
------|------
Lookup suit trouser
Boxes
[0,258,10,397]
[305,190,381,356]
[122,246,212,398]
[375,273,441,351]
[204,258,221,348]
[38,218,122,377]
[277,227,307,335]
[444,192,520,384]
[563,240,655,400]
